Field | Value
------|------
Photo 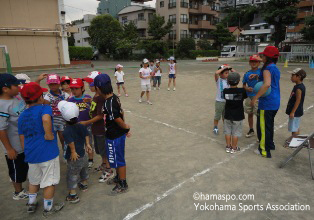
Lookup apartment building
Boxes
[156,0,221,43]
[220,0,268,8]
[118,5,155,38]
[73,14,96,47]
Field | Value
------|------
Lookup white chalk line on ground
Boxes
[123,104,314,220]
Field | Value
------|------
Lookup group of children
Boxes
[213,50,307,156]
[0,71,131,216]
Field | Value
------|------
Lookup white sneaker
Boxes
[213,128,219,135]
[99,170,114,183]
[230,147,240,154]
[173,88,176,91]
[88,161,94,169]
[225,147,231,153]
[158,87,160,90]
[13,189,29,200]
[254,149,261,155]
[139,98,142,103]
[117,94,121,97]
[147,101,153,105]
[154,88,156,91]
[167,88,170,91]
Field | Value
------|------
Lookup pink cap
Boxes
[116,64,123,69]
[46,74,61,84]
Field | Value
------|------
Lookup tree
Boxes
[88,15,123,54]
[210,24,236,50]
[176,37,196,58]
[148,14,173,40]
[221,5,258,28]
[301,15,314,42]
[262,0,300,47]
[122,21,139,43]
[116,22,139,59]
[197,39,213,50]
[68,34,75,46]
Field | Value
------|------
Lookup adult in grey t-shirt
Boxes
[0,96,26,154]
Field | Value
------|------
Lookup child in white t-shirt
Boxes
[139,59,152,105]
[114,64,128,97]
[168,57,177,91]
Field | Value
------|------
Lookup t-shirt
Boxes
[216,78,229,102]
[89,95,106,135]
[149,65,155,73]
[63,123,88,160]
[115,71,125,83]
[169,63,176,74]
[223,88,247,121]
[68,94,92,122]
[258,63,281,110]
[44,90,69,126]
[242,69,261,97]
[0,96,26,154]
[155,66,162,77]
[286,83,306,117]
[103,94,130,140]
[139,67,151,85]
[18,105,59,163]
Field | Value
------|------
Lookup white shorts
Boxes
[28,156,60,188]
[141,84,151,91]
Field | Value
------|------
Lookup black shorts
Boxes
[116,82,124,85]
[5,153,29,183]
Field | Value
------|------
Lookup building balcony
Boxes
[137,20,148,29]
[189,5,218,16]
[189,20,216,30]
[297,11,312,19]
[287,23,305,33]
[298,1,314,8]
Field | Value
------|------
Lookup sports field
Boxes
[1,60,314,220]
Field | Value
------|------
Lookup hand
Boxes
[44,133,54,140]
[79,121,89,126]
[126,132,131,138]
[247,87,253,92]
[125,124,130,130]
[37,73,48,82]
[289,113,295,119]
[83,98,92,103]
[85,144,92,154]
[7,148,18,160]
[70,152,79,161]
[250,97,257,107]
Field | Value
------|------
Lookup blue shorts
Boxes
[288,117,301,132]
[106,134,126,168]
[169,74,176,79]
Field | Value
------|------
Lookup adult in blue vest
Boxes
[250,46,280,158]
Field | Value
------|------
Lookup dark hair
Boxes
[61,80,71,85]
[114,68,118,73]
[228,81,239,86]
[66,117,78,125]
[261,56,278,73]
[150,60,154,63]
[140,64,143,68]
[0,85,12,95]
[96,83,113,96]
[25,96,41,105]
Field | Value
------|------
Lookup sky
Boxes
[64,0,156,22]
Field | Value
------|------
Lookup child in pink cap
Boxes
[114,64,128,97]
[43,74,70,153]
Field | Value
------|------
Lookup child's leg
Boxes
[122,85,127,94]
[225,135,231,147]
[43,185,55,210]
[173,78,176,88]
[248,113,254,130]
[57,131,65,149]
[231,136,239,150]
[214,119,219,127]
[117,166,126,180]
[168,78,172,88]
[117,84,121,95]
[146,91,150,101]
[158,76,161,87]
[140,91,145,98]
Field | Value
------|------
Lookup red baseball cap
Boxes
[69,78,84,88]
[259,46,280,58]
[20,82,48,101]
[249,54,262,62]
[61,76,72,83]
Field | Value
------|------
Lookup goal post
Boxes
[0,45,12,74]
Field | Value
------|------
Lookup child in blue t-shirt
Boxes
[18,82,64,216]
[242,55,262,138]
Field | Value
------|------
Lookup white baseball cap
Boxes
[169,56,175,61]
[15,74,31,83]
[58,101,79,122]
[143,58,149,64]
[83,71,101,83]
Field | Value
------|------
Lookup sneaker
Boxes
[78,182,88,192]
[154,87,156,90]
[173,88,176,91]
[225,147,231,153]
[66,194,80,204]
[125,94,129,97]
[139,98,142,103]
[27,202,38,213]
[213,128,219,135]
[117,94,121,97]
[158,87,160,90]
[254,149,261,156]
[42,202,65,218]
[147,101,153,105]
[94,163,106,172]
[99,170,114,183]
[246,130,255,138]
[88,161,94,169]
[167,88,170,91]
[107,175,119,185]
[230,147,240,154]
[111,180,128,195]
[13,189,29,200]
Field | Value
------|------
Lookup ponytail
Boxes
[261,56,278,73]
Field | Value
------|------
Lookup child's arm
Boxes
[289,89,302,118]
[251,70,271,107]
[114,117,130,130]
[85,136,92,153]
[214,70,222,82]
[35,73,47,84]
[19,135,25,150]
[80,115,103,126]
[67,142,79,161]
[160,66,163,73]
[174,64,177,74]
[243,82,253,93]
[0,130,17,160]
[42,114,54,140]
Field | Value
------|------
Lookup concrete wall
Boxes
[0,0,70,71]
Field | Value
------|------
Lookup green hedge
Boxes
[189,50,220,59]
[69,46,93,60]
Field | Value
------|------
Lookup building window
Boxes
[181,0,188,8]
[77,40,80,43]
[122,16,128,24]
[169,0,176,9]
[84,38,89,42]
[82,26,89,31]
[180,14,188,23]
[160,1,164,7]
[138,13,145,21]
[169,30,176,39]
[180,30,188,39]
[169,14,176,24]
[148,13,154,21]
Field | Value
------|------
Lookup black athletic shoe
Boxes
[111,180,128,195]
[107,174,119,185]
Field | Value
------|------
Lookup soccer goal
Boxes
[0,45,12,74]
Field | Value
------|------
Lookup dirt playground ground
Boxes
[1,60,314,220]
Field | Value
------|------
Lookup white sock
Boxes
[28,193,37,204]
[44,198,53,211]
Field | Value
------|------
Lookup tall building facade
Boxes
[220,0,268,8]
[74,14,96,47]
[156,0,221,43]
